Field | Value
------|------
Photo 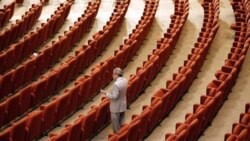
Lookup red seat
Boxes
[49,129,70,141]
[23,57,36,83]
[46,71,58,97]
[224,56,245,70]
[127,75,140,104]
[90,67,101,98]
[65,57,77,83]
[0,101,7,126]
[240,113,250,125]
[54,93,70,123]
[166,128,188,141]
[59,36,70,58]
[179,115,200,141]
[83,45,95,66]
[105,56,116,80]
[34,53,45,76]
[26,110,43,141]
[13,64,25,90]
[139,106,151,136]
[81,108,98,140]
[108,135,118,141]
[6,94,20,122]
[179,66,194,86]
[98,61,109,88]
[94,99,110,132]
[77,75,93,106]
[173,73,188,95]
[152,89,171,117]
[55,63,69,90]
[64,117,83,141]
[136,67,147,91]
[66,85,80,114]
[207,80,227,97]
[74,49,87,73]
[0,69,14,99]
[43,46,53,69]
[166,80,180,107]
[40,100,58,133]
[114,50,124,68]
[11,117,28,141]
[231,123,250,141]
[0,52,7,73]
[116,130,129,141]
[0,127,12,141]
[147,98,163,132]
[31,78,48,106]
[127,117,142,141]
[19,86,33,114]
[143,61,155,84]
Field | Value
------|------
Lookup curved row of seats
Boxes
[0,0,73,126]
[0,0,100,129]
[0,0,97,102]
[0,1,73,101]
[0,3,42,51]
[224,0,250,140]
[0,1,72,75]
[163,0,220,140]
[225,103,250,141]
[0,1,15,28]
[164,0,250,140]
[126,0,189,106]
[105,0,189,140]
[0,0,128,130]
[38,0,159,140]
[0,0,132,141]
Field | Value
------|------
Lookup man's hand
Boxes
[100,89,107,94]
[100,89,107,97]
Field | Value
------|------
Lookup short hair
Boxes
[113,67,123,77]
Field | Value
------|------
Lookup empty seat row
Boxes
[224,1,250,141]
[43,1,159,141]
[105,0,189,140]
[0,1,15,28]
[225,103,250,141]
[165,0,250,140]
[0,0,131,140]
[0,1,72,75]
[0,1,73,100]
[126,0,189,106]
[0,0,132,135]
[0,0,102,128]
[109,0,220,140]
[0,3,43,51]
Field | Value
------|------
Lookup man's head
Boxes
[113,67,123,80]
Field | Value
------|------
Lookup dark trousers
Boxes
[111,112,125,133]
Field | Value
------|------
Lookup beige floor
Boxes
[2,0,250,141]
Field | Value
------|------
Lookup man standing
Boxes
[101,67,128,133]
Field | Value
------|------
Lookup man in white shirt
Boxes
[101,67,128,133]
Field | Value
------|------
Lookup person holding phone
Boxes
[101,67,128,133]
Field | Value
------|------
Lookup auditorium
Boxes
[0,0,249,140]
